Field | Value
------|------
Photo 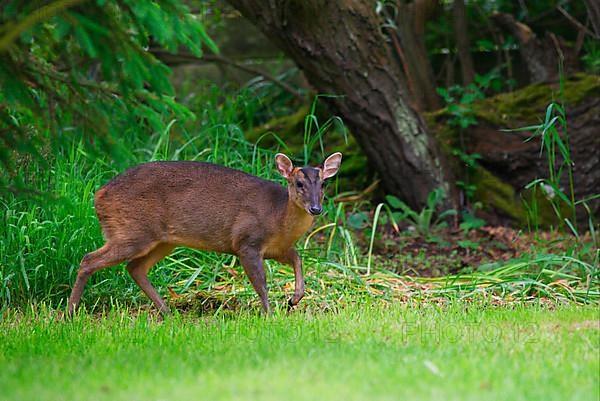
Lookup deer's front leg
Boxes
[281,248,304,307]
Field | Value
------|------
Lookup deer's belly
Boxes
[168,235,233,254]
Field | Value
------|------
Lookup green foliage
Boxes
[456,239,480,250]
[347,211,369,230]
[425,0,587,57]
[437,68,513,203]
[452,149,481,201]
[385,188,456,238]
[301,95,348,165]
[437,68,510,129]
[459,210,486,233]
[582,39,600,74]
[452,149,481,170]
[0,0,217,191]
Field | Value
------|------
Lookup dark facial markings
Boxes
[299,167,321,186]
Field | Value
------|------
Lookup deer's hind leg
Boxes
[68,240,158,316]
[126,243,175,315]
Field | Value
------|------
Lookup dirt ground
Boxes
[353,223,595,277]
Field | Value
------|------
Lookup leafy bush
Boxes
[385,188,456,238]
[0,0,217,192]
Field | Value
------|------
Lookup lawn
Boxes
[1,303,598,401]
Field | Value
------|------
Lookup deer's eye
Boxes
[296,181,304,188]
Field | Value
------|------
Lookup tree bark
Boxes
[492,12,579,83]
[470,97,600,224]
[427,75,600,224]
[480,96,597,188]
[227,0,456,210]
[584,0,600,37]
[393,0,441,111]
[453,0,475,85]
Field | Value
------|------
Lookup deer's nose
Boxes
[309,206,322,215]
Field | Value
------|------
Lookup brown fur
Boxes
[67,153,342,315]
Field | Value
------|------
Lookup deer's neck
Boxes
[281,196,314,240]
[262,192,314,258]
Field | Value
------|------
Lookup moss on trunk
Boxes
[426,73,600,226]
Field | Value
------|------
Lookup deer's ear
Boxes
[275,153,294,178]
[322,152,342,179]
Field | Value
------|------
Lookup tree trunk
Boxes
[453,0,475,85]
[471,97,599,221]
[491,12,579,83]
[426,74,600,225]
[227,0,456,210]
[584,0,600,36]
[393,0,441,111]
[470,100,599,226]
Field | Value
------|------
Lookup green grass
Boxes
[1,303,598,401]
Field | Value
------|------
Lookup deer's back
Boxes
[94,161,288,254]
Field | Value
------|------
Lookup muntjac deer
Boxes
[68,152,342,315]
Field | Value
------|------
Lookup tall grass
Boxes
[1,84,598,312]
[0,87,353,310]
[0,87,274,309]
